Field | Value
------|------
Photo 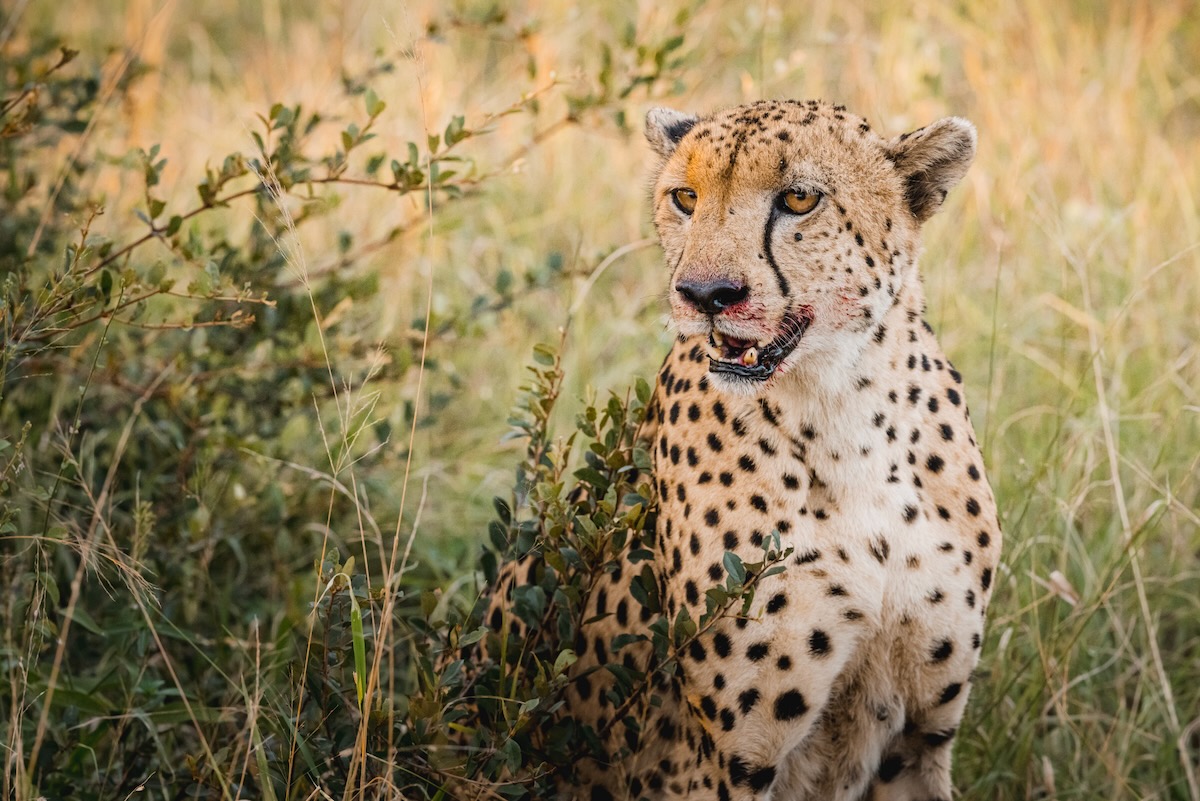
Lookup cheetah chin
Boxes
[705,309,812,383]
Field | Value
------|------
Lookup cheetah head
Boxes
[645,99,975,394]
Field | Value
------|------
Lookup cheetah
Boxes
[488,99,1001,801]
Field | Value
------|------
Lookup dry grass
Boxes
[10,0,1200,797]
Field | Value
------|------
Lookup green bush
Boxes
[0,16,695,799]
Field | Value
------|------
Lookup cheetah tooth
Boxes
[741,347,759,366]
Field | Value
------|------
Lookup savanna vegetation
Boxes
[2,1,1198,799]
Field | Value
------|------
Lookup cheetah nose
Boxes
[675,279,749,315]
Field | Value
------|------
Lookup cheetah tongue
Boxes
[709,331,759,364]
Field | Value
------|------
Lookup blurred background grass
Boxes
[4,0,1200,798]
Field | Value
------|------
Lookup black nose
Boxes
[676,279,749,315]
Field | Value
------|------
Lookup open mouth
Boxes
[706,311,811,381]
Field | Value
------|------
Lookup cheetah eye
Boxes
[779,189,821,215]
[671,188,698,215]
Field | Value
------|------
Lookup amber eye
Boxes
[671,188,698,215]
[779,189,821,215]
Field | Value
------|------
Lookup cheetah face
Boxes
[646,100,975,393]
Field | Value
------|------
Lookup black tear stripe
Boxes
[667,250,686,286]
[762,206,791,296]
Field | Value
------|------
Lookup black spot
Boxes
[931,639,954,662]
[870,538,890,563]
[688,639,707,662]
[967,463,981,480]
[737,689,760,714]
[686,580,700,606]
[719,471,734,486]
[698,471,712,484]
[774,690,808,721]
[937,505,951,520]
[750,494,768,512]
[759,399,780,426]
[928,396,940,413]
[795,549,821,564]
[591,786,614,801]
[701,695,717,720]
[939,423,954,440]
[782,473,800,490]
[720,708,736,731]
[938,682,963,705]
[749,765,776,792]
[712,401,727,423]
[947,387,961,405]
[767,593,788,614]
[903,505,918,523]
[729,756,749,786]
[981,567,993,591]
[714,633,732,657]
[827,584,847,597]
[688,403,701,422]
[977,530,991,548]
[669,444,681,465]
[926,454,945,473]
[966,497,981,516]
[707,432,724,452]
[747,642,770,661]
[705,508,720,527]
[738,454,757,472]
[669,403,680,424]
[808,629,830,656]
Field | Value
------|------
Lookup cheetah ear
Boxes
[885,117,976,223]
[645,107,699,159]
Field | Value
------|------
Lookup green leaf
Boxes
[723,551,746,584]
[532,343,556,366]
[501,737,522,773]
[365,88,386,117]
[444,114,467,145]
[459,626,487,647]
[552,648,577,675]
[349,590,367,706]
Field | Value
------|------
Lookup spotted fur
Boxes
[489,99,1000,801]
